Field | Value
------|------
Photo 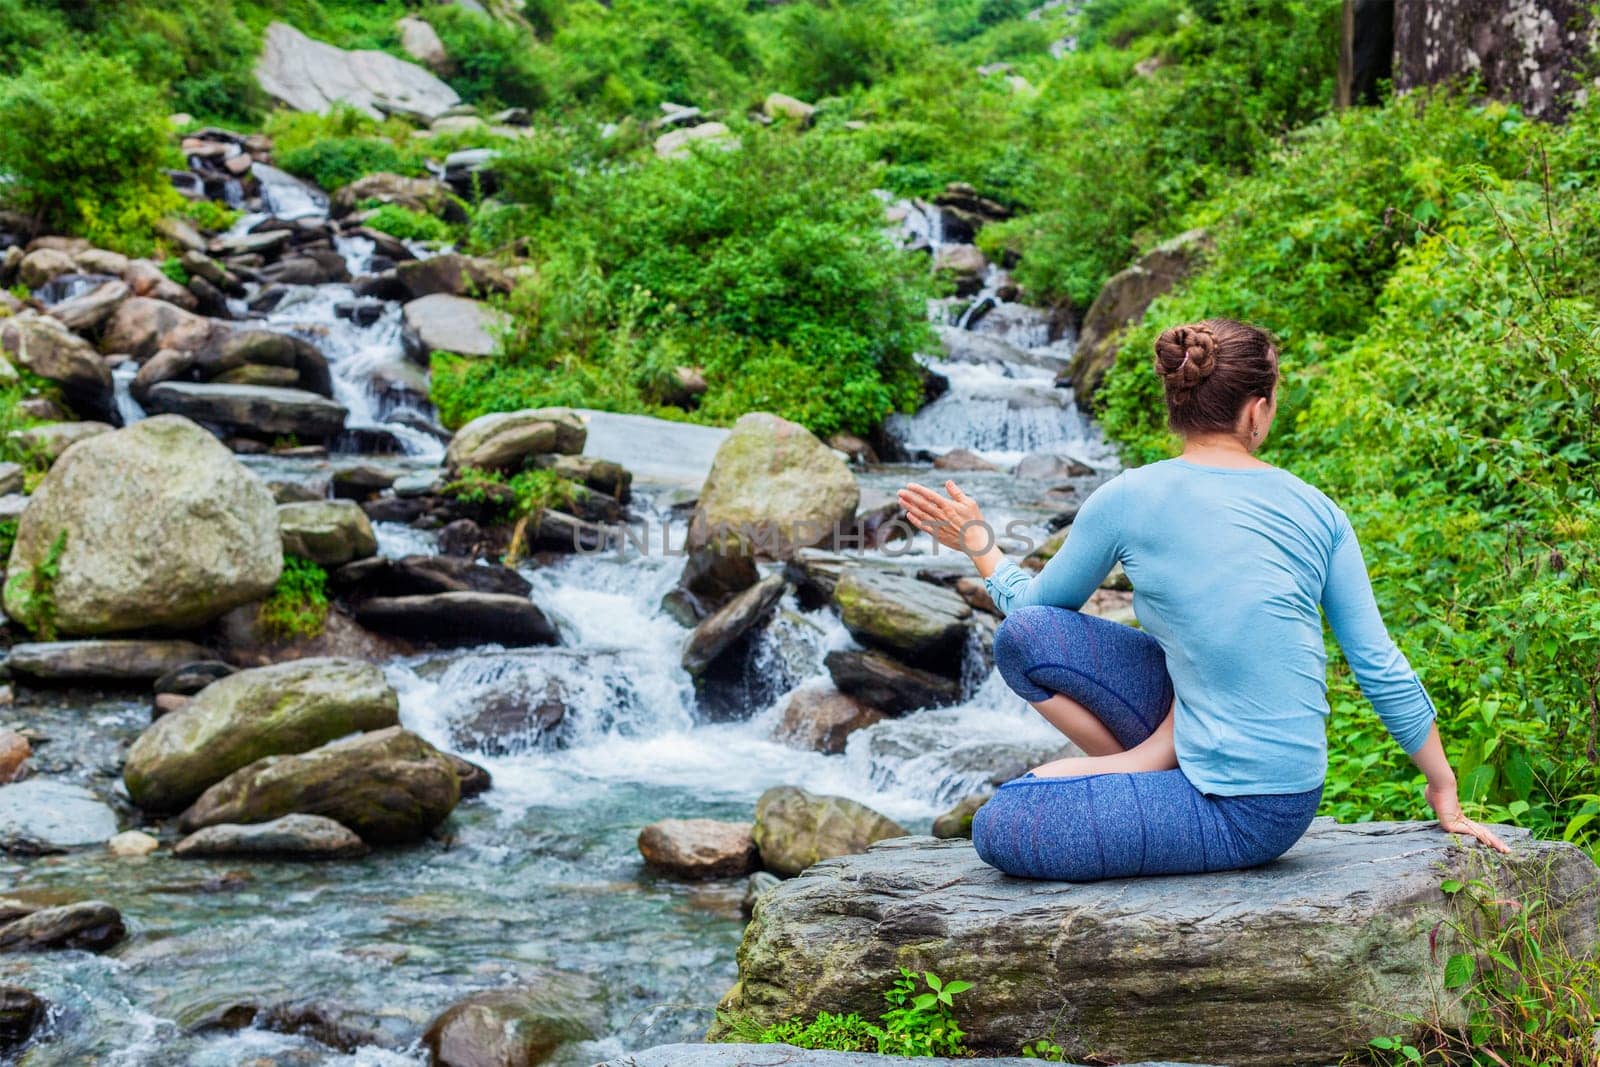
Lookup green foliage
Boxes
[4,529,67,640]
[0,51,181,252]
[160,257,191,287]
[1361,874,1600,1066]
[276,137,419,193]
[179,198,243,233]
[362,203,453,243]
[727,969,972,1058]
[256,555,330,641]
[425,7,554,110]
[1022,1036,1070,1061]
[440,466,580,521]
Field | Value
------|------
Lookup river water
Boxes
[0,174,1114,1064]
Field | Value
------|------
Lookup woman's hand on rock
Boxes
[1425,780,1511,854]
[898,480,991,556]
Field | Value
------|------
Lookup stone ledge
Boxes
[713,819,1600,1066]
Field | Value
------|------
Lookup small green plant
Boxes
[256,556,330,641]
[1022,1036,1069,1060]
[3,528,66,639]
[442,466,579,521]
[160,257,190,287]
[725,968,972,1058]
[0,518,16,566]
[361,202,453,243]
[179,198,242,233]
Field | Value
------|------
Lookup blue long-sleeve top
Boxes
[985,457,1437,796]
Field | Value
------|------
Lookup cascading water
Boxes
[2,167,1116,1065]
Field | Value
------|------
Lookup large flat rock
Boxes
[596,1046,1198,1066]
[0,779,117,853]
[256,21,461,121]
[144,382,348,440]
[715,820,1600,1066]
[577,409,728,488]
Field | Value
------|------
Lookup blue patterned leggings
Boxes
[971,605,1322,882]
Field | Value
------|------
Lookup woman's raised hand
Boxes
[1425,779,1511,854]
[898,480,992,556]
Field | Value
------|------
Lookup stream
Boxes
[0,170,1115,1065]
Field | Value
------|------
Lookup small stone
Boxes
[107,830,160,857]
[637,819,759,880]
[0,730,28,784]
[931,793,990,839]
[174,813,368,860]
[741,870,781,915]
[153,693,192,719]
[773,687,885,755]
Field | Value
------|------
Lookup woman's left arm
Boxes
[1322,515,1509,853]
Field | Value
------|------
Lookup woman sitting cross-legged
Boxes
[897,317,1508,882]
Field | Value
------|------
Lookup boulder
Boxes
[424,985,600,1067]
[933,243,987,296]
[333,554,531,599]
[144,382,348,440]
[832,567,971,667]
[395,253,512,301]
[930,792,990,838]
[397,15,451,72]
[1013,451,1095,480]
[46,278,130,335]
[7,639,212,683]
[445,407,587,471]
[7,420,113,463]
[752,786,906,878]
[0,731,27,785]
[125,657,399,814]
[0,900,125,953]
[17,248,75,289]
[174,813,369,860]
[0,313,115,421]
[122,259,199,310]
[255,21,462,121]
[154,660,235,696]
[354,592,559,647]
[278,500,378,566]
[763,92,816,124]
[101,296,224,359]
[449,688,568,756]
[4,416,281,636]
[198,330,334,397]
[688,413,858,560]
[682,573,788,676]
[716,823,1600,1065]
[178,726,461,845]
[402,293,510,358]
[1064,228,1211,411]
[131,347,198,400]
[0,986,45,1053]
[331,172,460,219]
[0,463,21,496]
[774,686,885,754]
[654,121,736,160]
[637,818,760,880]
[0,779,119,853]
[823,649,962,714]
[931,447,997,471]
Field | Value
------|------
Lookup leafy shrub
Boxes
[4,529,66,640]
[0,51,181,252]
[725,969,972,1057]
[179,198,243,233]
[362,203,453,243]
[257,556,330,640]
[425,6,554,109]
[277,137,420,193]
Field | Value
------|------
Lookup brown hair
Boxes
[1152,317,1278,435]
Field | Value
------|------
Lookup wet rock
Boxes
[638,818,759,880]
[199,330,334,397]
[0,985,46,1053]
[714,824,1600,1066]
[256,21,461,120]
[438,518,484,558]
[179,726,461,845]
[215,602,412,668]
[7,639,213,684]
[774,686,885,754]
[6,420,114,464]
[689,412,858,560]
[332,554,531,599]
[1013,451,1095,480]
[751,786,907,877]
[144,382,349,441]
[259,253,350,287]
[47,278,131,334]
[154,660,236,696]
[17,248,75,289]
[823,648,962,714]
[153,693,191,719]
[396,253,512,301]
[654,121,735,160]
[1065,228,1211,410]
[401,292,510,360]
[0,900,125,953]
[107,830,160,857]
[126,658,399,814]
[131,347,198,400]
[0,730,28,784]
[0,779,119,853]
[932,447,997,472]
[331,172,461,219]
[174,813,369,860]
[676,545,758,618]
[930,792,990,838]
[0,313,115,421]
[424,985,599,1067]
[213,364,298,388]
[742,871,781,916]
[354,592,558,647]
[445,407,587,471]
[277,500,378,567]
[682,574,787,676]
[832,567,971,668]
[101,296,225,359]
[3,416,282,636]
[449,687,569,757]
[933,243,987,296]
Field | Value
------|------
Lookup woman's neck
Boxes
[1179,434,1274,469]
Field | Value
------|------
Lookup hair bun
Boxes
[1153,323,1218,399]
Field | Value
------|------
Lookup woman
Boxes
[897,318,1507,882]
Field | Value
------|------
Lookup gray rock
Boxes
[153,660,236,696]
[4,416,282,636]
[751,785,907,877]
[654,121,736,159]
[354,592,558,647]
[595,1047,1169,1067]
[823,649,962,713]
[682,574,788,676]
[331,172,459,219]
[424,984,600,1067]
[395,253,511,301]
[774,686,885,755]
[144,382,349,440]
[401,293,510,358]
[831,567,971,666]
[0,900,125,953]
[1393,1,1591,119]
[0,779,118,853]
[1012,451,1095,480]
[101,296,223,358]
[0,985,46,1053]
[0,463,22,497]
[16,248,74,289]
[715,822,1600,1065]
[46,279,130,335]
[256,21,461,121]
[7,639,212,683]
[445,407,586,471]
[741,872,781,916]
[6,420,113,464]
[174,813,369,860]
[332,554,531,599]
[0,494,24,522]
[638,818,759,880]
[278,500,378,566]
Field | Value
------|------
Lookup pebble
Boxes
[107,830,160,858]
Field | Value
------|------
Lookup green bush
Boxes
[277,137,421,193]
[257,556,330,640]
[724,969,972,1057]
[0,51,181,252]
[362,203,453,242]
[425,6,554,110]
